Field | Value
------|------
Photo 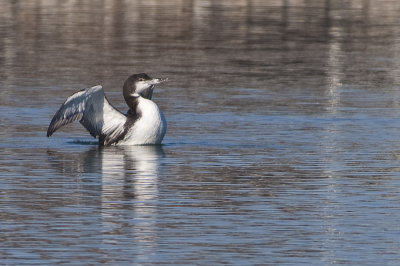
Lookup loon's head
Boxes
[123,73,167,100]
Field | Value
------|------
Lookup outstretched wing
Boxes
[47,85,127,145]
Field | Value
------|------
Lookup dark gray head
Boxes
[123,73,167,100]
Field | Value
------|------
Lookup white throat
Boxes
[119,97,167,145]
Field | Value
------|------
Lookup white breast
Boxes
[118,97,167,145]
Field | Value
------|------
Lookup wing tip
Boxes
[47,125,55,137]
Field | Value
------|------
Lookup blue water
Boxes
[2,0,400,265]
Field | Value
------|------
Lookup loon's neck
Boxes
[124,95,140,116]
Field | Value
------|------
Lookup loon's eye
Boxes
[139,78,145,81]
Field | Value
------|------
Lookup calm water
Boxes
[1,0,400,264]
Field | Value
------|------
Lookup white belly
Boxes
[118,98,167,145]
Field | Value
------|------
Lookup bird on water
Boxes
[47,73,167,146]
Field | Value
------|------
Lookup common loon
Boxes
[47,73,167,145]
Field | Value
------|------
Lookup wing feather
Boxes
[47,85,127,145]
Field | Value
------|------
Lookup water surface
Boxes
[1,0,400,264]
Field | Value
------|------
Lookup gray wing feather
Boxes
[47,85,127,144]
